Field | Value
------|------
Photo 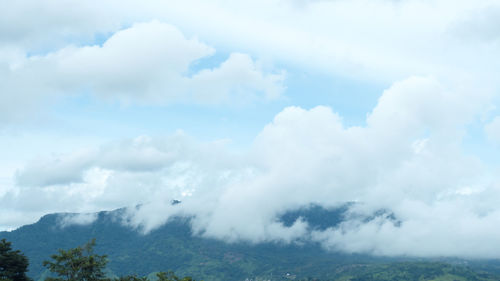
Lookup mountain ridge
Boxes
[2,205,499,281]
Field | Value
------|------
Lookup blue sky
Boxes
[2,0,500,258]
[46,62,385,145]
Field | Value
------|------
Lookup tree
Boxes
[115,276,147,281]
[0,239,31,281]
[43,239,197,281]
[156,271,195,281]
[43,239,108,281]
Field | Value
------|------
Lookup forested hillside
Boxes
[1,206,499,281]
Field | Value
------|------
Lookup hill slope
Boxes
[1,206,499,281]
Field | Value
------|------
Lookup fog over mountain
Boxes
[8,205,497,281]
[2,0,500,261]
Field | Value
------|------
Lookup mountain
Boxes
[1,205,499,281]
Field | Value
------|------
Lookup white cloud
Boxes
[0,21,285,123]
[5,76,500,257]
[312,199,500,258]
[0,0,126,50]
[15,133,222,187]
[15,149,95,187]
[1,0,498,119]
[2,0,499,86]
[59,21,215,102]
[58,212,98,228]
[2,0,500,259]
[124,0,500,85]
[190,53,286,104]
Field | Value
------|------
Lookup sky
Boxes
[2,0,500,258]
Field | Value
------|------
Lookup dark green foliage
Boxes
[104,271,196,281]
[1,208,376,280]
[113,272,196,281]
[43,239,108,281]
[156,271,196,281]
[42,241,197,281]
[279,203,350,230]
[2,208,500,280]
[0,239,31,281]
[115,275,147,281]
[327,262,500,281]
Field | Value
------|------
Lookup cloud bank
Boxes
[2,0,500,260]
[6,76,500,258]
[0,20,284,123]
[2,0,500,124]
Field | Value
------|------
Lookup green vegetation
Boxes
[2,237,500,281]
[2,208,500,280]
[0,239,31,281]
[43,239,108,281]
[0,209,387,280]
[3,239,196,281]
[330,262,499,281]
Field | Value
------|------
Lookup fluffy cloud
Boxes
[5,76,500,257]
[58,21,216,102]
[15,149,95,187]
[58,213,99,228]
[190,53,285,103]
[0,21,285,123]
[3,0,499,96]
[8,132,247,230]
[2,0,500,259]
[2,0,498,126]
[0,1,122,49]
[129,0,500,84]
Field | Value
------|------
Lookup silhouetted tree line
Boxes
[0,239,195,281]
